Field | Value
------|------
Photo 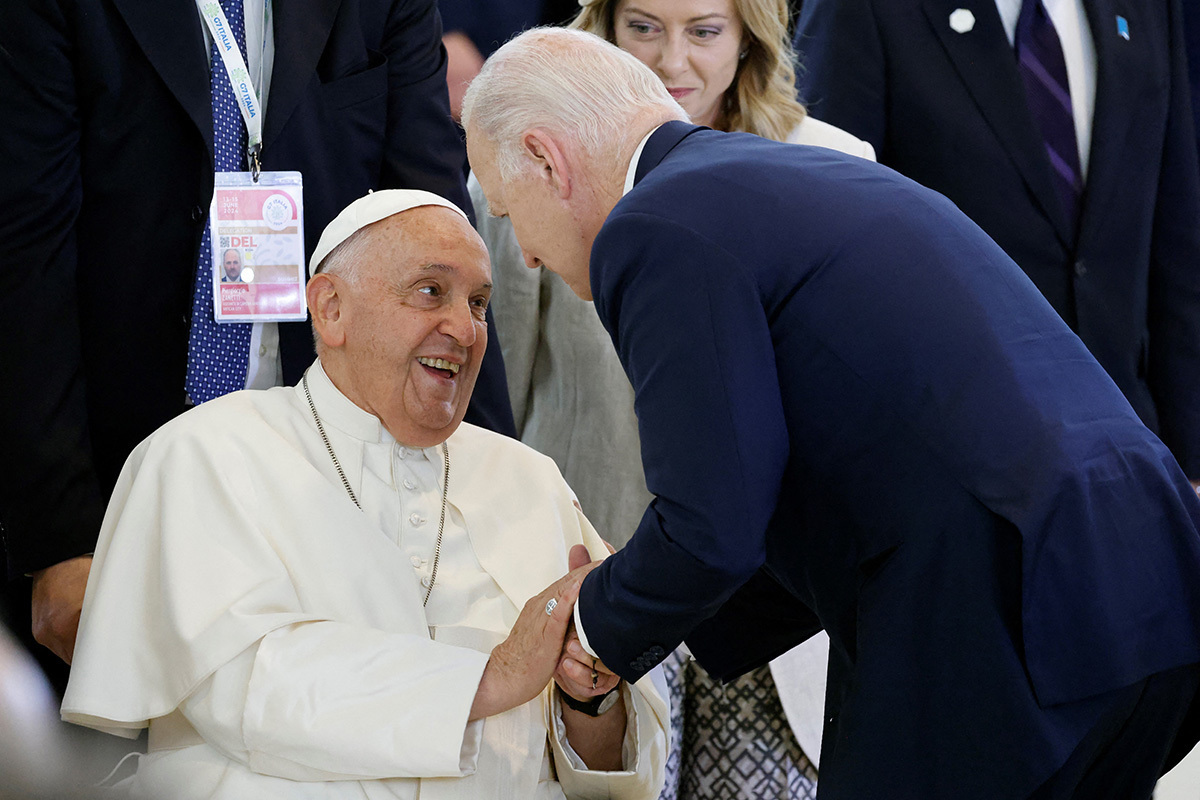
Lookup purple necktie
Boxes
[1015,0,1083,235]
[184,0,253,404]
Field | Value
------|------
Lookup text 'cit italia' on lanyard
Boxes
[197,0,306,324]
[197,0,268,179]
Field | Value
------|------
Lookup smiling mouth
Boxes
[667,88,693,99]
[417,357,460,377]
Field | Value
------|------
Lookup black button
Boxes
[1074,259,1087,277]
[191,205,205,222]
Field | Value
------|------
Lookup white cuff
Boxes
[550,683,638,774]
[574,601,598,659]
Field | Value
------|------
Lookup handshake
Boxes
[469,544,621,722]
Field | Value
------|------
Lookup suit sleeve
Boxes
[377,0,516,437]
[578,212,791,683]
[0,0,107,576]
[1187,0,1200,153]
[378,0,469,211]
[794,0,888,154]
[1147,0,1200,478]
[684,567,824,683]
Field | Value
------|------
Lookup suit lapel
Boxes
[262,0,343,149]
[1075,0,1134,247]
[922,0,1074,248]
[111,0,213,153]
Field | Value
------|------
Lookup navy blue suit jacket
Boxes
[579,122,1200,796]
[1185,0,1200,158]
[0,0,513,577]
[795,0,1200,480]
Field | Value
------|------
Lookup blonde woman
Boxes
[572,0,872,155]
[470,3,872,797]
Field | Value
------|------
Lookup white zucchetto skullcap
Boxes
[309,189,470,277]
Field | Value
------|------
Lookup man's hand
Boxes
[552,546,619,695]
[554,544,618,700]
[555,628,620,701]
[470,557,601,720]
[31,555,92,664]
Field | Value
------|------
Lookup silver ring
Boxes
[545,598,558,616]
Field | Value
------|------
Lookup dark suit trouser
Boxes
[1029,663,1200,799]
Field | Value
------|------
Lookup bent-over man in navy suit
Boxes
[465,28,1200,799]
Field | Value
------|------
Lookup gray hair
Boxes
[462,27,686,181]
[313,225,372,286]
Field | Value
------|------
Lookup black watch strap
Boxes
[560,685,621,717]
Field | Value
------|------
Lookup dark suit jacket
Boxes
[578,122,1200,797]
[1185,0,1200,157]
[795,0,1200,480]
[0,0,513,577]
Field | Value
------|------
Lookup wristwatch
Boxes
[560,685,622,717]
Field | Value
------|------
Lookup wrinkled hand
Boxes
[554,545,619,701]
[31,555,92,664]
[471,554,601,720]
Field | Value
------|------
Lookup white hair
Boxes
[462,27,687,181]
[314,225,372,286]
[310,226,372,351]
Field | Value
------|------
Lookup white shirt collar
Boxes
[303,359,386,443]
[302,359,441,462]
[623,125,664,196]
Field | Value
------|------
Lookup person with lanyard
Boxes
[0,0,516,686]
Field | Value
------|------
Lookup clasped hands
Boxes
[470,544,619,721]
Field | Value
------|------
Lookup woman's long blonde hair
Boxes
[570,0,806,142]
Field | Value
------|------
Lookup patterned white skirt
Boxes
[658,649,818,800]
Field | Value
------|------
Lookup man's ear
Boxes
[520,129,572,199]
[307,273,346,348]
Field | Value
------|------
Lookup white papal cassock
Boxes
[62,361,669,799]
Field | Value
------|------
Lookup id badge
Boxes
[209,171,306,322]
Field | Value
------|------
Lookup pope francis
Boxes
[60,190,669,799]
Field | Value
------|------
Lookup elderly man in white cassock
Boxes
[59,190,669,799]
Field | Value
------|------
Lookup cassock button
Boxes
[1074,259,1087,277]
[190,204,204,222]
[421,575,431,588]
[409,513,424,526]
[403,479,416,490]
[410,555,422,567]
